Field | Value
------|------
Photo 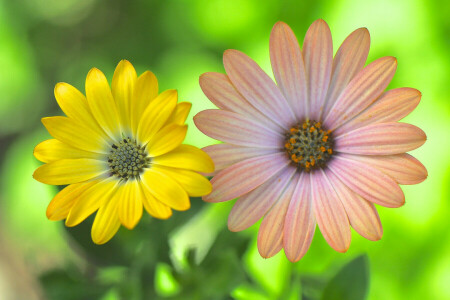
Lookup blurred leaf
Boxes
[40,269,106,300]
[321,255,369,300]
[155,263,181,297]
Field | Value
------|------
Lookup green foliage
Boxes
[321,255,369,300]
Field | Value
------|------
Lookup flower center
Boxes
[284,120,333,172]
[108,138,151,180]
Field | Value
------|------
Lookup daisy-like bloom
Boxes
[33,60,214,244]
[194,20,427,262]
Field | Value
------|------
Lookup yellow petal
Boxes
[42,116,108,153]
[147,124,187,157]
[34,139,102,163]
[139,182,173,219]
[91,196,121,245]
[46,181,97,221]
[165,102,191,125]
[85,68,121,139]
[131,71,159,134]
[152,165,212,197]
[141,169,190,211]
[54,82,107,138]
[117,181,143,230]
[152,145,214,173]
[66,178,117,227]
[136,90,177,144]
[33,158,106,185]
[112,60,137,133]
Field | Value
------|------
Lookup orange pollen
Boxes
[285,120,334,172]
[327,149,333,154]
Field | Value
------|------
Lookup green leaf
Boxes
[321,255,370,300]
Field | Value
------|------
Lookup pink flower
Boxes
[194,20,427,262]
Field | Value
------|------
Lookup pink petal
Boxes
[202,144,278,176]
[258,173,299,258]
[283,172,316,262]
[199,72,282,132]
[303,19,333,120]
[203,152,290,203]
[228,166,296,231]
[335,88,422,136]
[328,156,405,208]
[340,153,427,185]
[326,170,383,241]
[324,56,397,130]
[269,21,307,121]
[223,49,297,128]
[323,28,370,119]
[334,122,426,155]
[194,109,284,148]
[311,170,351,252]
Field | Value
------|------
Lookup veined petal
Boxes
[335,88,422,136]
[341,153,427,185]
[228,166,296,232]
[140,182,173,219]
[258,173,298,259]
[112,60,137,132]
[118,181,143,230]
[311,169,351,252]
[270,21,307,121]
[203,152,290,203]
[54,82,107,138]
[334,122,426,155]
[46,181,97,221]
[42,116,108,153]
[141,169,190,211]
[166,102,191,125]
[223,49,297,128]
[303,19,333,120]
[66,179,117,227]
[328,156,405,208]
[283,172,316,262]
[194,109,284,148]
[202,144,277,175]
[152,165,212,197]
[85,68,121,139]
[326,170,382,241]
[147,124,187,157]
[152,144,214,173]
[34,139,102,163]
[324,56,397,130]
[131,71,159,134]
[323,28,370,119]
[199,72,281,131]
[91,195,121,244]
[137,90,177,144]
[33,158,106,185]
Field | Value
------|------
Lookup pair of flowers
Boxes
[33,20,427,262]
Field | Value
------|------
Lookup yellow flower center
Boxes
[108,137,151,180]
[284,120,333,172]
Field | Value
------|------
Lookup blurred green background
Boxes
[0,0,449,299]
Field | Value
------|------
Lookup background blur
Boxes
[0,0,449,299]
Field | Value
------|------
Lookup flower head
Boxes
[34,60,214,244]
[194,20,427,262]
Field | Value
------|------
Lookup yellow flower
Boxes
[33,60,214,244]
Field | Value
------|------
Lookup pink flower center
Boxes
[284,120,333,172]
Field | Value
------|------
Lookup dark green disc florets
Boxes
[108,138,150,180]
[284,120,334,172]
